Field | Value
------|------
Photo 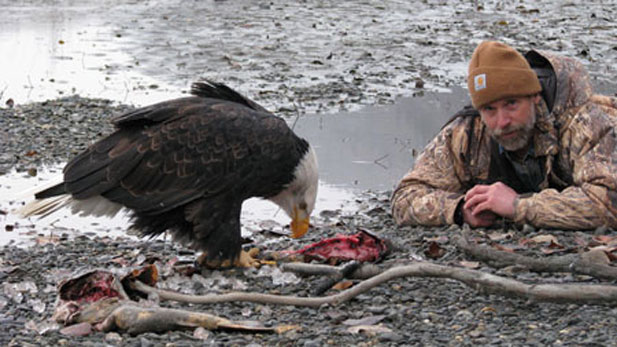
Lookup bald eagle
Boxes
[19,81,319,267]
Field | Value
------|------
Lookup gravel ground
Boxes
[2,98,617,346]
[3,182,617,346]
[2,0,617,346]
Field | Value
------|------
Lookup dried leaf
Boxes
[125,264,158,286]
[342,315,386,326]
[332,280,354,290]
[492,244,516,253]
[35,235,60,245]
[546,240,565,249]
[60,322,91,337]
[347,324,392,335]
[488,231,513,241]
[480,306,497,313]
[109,257,129,266]
[424,235,448,243]
[606,251,617,262]
[589,245,617,253]
[526,234,558,245]
[174,265,197,277]
[425,241,445,259]
[540,241,572,255]
[573,236,588,247]
[459,260,480,269]
[592,235,617,246]
[274,324,302,334]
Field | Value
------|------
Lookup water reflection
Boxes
[294,86,469,191]
[0,1,178,106]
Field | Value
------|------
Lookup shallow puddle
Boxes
[0,1,180,106]
[294,87,468,191]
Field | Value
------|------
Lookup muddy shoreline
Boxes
[1,1,615,112]
[3,188,617,346]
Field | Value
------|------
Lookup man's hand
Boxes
[464,182,518,220]
[461,204,498,228]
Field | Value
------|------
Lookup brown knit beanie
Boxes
[467,41,542,109]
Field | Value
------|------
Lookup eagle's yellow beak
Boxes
[290,206,310,238]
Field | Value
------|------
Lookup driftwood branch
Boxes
[132,261,617,307]
[454,234,617,281]
[281,261,381,295]
[280,262,381,279]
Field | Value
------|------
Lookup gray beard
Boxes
[489,104,537,152]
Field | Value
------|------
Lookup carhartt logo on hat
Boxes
[467,41,542,109]
[474,74,486,91]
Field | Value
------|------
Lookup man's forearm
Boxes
[392,184,463,226]
[513,185,614,229]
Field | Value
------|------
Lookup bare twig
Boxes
[280,262,346,277]
[454,234,617,281]
[312,261,361,295]
[373,154,389,170]
[454,233,578,271]
[131,261,617,307]
[290,100,301,130]
[279,262,380,279]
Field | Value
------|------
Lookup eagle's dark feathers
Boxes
[32,81,318,263]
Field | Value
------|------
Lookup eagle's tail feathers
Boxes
[17,195,123,219]
[17,195,73,218]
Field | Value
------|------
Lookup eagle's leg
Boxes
[233,248,261,268]
[196,248,263,268]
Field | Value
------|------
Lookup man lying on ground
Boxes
[392,40,617,229]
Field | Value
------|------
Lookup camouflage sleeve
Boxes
[513,101,617,229]
[391,120,468,226]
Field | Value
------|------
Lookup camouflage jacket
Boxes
[391,50,617,230]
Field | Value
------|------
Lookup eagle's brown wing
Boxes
[38,82,310,262]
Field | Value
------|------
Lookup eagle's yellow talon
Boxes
[234,249,261,268]
[259,260,277,266]
[247,247,261,257]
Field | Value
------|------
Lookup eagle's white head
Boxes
[269,145,318,238]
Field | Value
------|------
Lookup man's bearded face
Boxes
[480,96,538,152]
